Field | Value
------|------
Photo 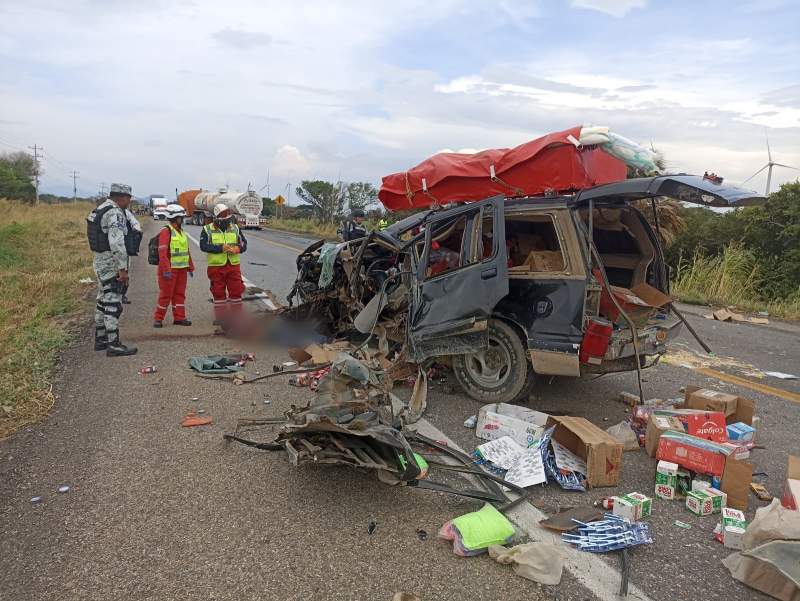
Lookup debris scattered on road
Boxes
[488,542,564,585]
[367,516,378,535]
[673,520,692,529]
[563,514,652,552]
[181,411,212,427]
[539,506,605,532]
[605,421,639,451]
[78,277,93,284]
[30,496,42,504]
[462,415,477,429]
[415,528,427,541]
[783,455,800,510]
[613,492,652,521]
[750,482,773,502]
[475,403,549,447]
[138,366,157,375]
[188,355,245,374]
[439,503,515,556]
[764,371,798,380]
[57,485,70,494]
[190,397,199,402]
[704,308,770,325]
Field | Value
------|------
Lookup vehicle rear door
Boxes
[407,195,508,362]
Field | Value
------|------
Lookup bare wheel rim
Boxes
[463,335,512,390]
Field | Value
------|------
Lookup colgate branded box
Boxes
[682,412,728,442]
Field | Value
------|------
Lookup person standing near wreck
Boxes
[200,203,247,326]
[153,204,194,328]
[87,182,137,356]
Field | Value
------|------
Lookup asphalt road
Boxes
[1,223,798,601]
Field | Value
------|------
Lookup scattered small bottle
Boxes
[139,366,157,375]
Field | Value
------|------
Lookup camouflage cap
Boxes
[109,183,132,196]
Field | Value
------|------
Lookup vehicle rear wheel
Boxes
[452,319,535,404]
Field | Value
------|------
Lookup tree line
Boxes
[0,152,37,201]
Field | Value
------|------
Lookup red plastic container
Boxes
[579,318,613,365]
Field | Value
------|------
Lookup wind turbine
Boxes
[742,131,799,195]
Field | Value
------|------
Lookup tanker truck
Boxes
[182,189,264,229]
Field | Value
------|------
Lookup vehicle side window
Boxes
[424,214,476,279]
[505,213,565,273]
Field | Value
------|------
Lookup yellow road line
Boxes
[693,367,800,403]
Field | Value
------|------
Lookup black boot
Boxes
[173,319,192,326]
[94,337,108,351]
[106,335,138,357]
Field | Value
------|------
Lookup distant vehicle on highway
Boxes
[149,195,168,220]
[178,188,266,229]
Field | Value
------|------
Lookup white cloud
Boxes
[570,0,647,18]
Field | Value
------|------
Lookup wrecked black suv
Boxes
[287,175,764,404]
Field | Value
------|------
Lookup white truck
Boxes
[150,195,169,220]
[189,190,264,229]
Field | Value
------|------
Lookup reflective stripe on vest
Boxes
[204,224,240,266]
[168,225,190,269]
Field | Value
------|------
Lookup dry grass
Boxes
[671,242,800,321]
[0,199,94,438]
[266,218,340,240]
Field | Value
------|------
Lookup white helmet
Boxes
[165,204,187,220]
[213,203,232,218]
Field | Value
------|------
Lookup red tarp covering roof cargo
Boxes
[379,125,627,211]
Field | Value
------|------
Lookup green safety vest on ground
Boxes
[168,225,190,269]
[203,224,241,266]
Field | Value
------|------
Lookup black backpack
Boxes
[147,229,167,265]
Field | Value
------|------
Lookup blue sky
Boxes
[0,0,798,201]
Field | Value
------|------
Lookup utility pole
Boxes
[72,170,80,202]
[99,182,107,197]
[28,144,43,205]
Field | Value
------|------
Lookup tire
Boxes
[452,319,536,404]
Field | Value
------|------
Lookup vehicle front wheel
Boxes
[452,319,535,404]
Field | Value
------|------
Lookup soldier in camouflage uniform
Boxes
[92,183,138,356]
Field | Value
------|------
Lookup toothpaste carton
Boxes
[613,492,652,521]
[655,460,679,500]
[692,476,712,492]
[727,422,755,442]
[718,508,747,549]
[705,487,727,513]
[686,490,714,516]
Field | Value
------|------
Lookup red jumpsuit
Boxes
[199,223,247,322]
[154,226,194,321]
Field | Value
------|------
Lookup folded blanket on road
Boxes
[188,355,244,374]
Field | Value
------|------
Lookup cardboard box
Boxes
[613,492,652,521]
[684,387,755,425]
[598,283,664,327]
[706,487,727,513]
[645,414,684,457]
[727,422,755,442]
[656,430,752,510]
[686,490,714,516]
[782,455,800,510]
[546,416,623,488]
[476,403,549,448]
[682,412,728,442]
[719,508,747,549]
[655,460,678,500]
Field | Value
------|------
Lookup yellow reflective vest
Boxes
[203,223,241,266]
[168,225,190,269]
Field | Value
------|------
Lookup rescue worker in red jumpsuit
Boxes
[199,203,248,325]
[153,204,194,327]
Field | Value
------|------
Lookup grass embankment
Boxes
[0,199,94,438]
[265,218,339,240]
[266,217,381,241]
[671,243,800,320]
